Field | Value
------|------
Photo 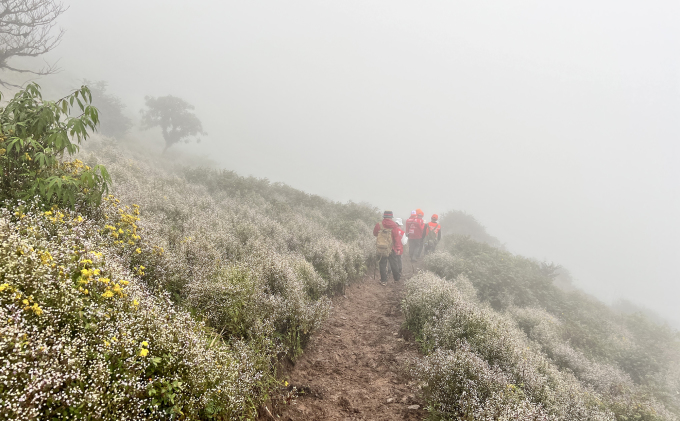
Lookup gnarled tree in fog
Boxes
[0,0,66,87]
[140,95,206,152]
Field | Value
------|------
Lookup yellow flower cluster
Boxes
[43,205,67,224]
[139,341,149,357]
[77,258,128,300]
[2,286,44,316]
[61,159,91,174]
[37,250,53,265]
[102,197,142,247]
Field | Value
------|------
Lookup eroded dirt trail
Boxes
[265,275,426,421]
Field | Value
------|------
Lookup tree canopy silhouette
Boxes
[140,95,206,152]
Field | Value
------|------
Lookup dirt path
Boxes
[264,272,427,421]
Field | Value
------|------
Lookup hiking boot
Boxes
[380,281,387,286]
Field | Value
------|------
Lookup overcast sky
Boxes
[19,1,680,323]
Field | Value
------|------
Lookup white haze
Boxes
[27,1,680,324]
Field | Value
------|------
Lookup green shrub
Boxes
[0,83,110,208]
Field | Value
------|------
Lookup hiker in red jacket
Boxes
[373,210,403,285]
[406,208,426,262]
[390,217,408,277]
[423,214,442,255]
[404,210,416,234]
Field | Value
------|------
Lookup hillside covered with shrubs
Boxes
[404,235,680,420]
[2,84,679,420]
[0,85,378,419]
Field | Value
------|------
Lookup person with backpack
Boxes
[392,217,408,276]
[373,210,403,285]
[423,214,442,255]
[406,208,426,262]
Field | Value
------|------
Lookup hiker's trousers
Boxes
[424,241,438,256]
[409,238,423,261]
[380,251,401,282]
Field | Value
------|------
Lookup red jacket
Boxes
[373,218,403,254]
[405,216,425,239]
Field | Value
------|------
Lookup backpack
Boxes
[425,224,440,248]
[376,224,394,257]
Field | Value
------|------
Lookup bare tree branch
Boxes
[0,0,66,86]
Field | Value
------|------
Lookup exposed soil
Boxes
[261,267,427,421]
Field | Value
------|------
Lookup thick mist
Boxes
[27,1,680,323]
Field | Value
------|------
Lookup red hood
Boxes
[381,218,398,229]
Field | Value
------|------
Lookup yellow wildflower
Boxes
[101,290,114,298]
[0,283,9,292]
[139,348,149,357]
[44,211,52,216]
[31,304,43,316]
[133,299,139,306]
[141,341,149,347]
[135,248,141,254]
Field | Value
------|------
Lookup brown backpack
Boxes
[376,223,393,257]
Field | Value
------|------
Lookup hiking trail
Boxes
[262,269,427,421]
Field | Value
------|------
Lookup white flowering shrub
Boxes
[0,207,271,419]
[423,234,680,418]
[404,272,678,420]
[86,145,375,354]
[417,347,550,420]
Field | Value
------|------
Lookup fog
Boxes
[21,1,679,323]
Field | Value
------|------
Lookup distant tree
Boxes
[84,80,132,139]
[140,95,206,152]
[0,0,67,88]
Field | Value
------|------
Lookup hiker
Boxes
[404,210,416,234]
[406,209,426,262]
[392,217,408,276]
[423,214,442,255]
[373,210,403,285]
